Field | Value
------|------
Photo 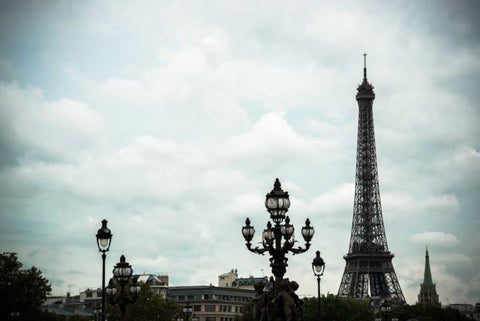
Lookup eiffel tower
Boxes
[337,55,405,304]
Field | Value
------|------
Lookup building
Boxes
[417,248,440,306]
[218,269,238,288]
[44,291,91,320]
[448,303,480,320]
[168,285,255,321]
[79,288,102,307]
[218,269,270,290]
[134,274,169,299]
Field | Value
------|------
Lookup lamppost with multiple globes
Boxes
[375,300,398,321]
[96,219,112,321]
[182,303,193,321]
[93,307,101,321]
[10,309,20,320]
[242,178,315,320]
[106,255,141,321]
[312,250,325,320]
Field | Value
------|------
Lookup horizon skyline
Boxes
[1,1,479,305]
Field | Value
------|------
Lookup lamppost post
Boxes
[241,178,315,320]
[312,250,325,320]
[96,219,112,321]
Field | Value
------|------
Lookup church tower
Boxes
[418,247,440,306]
[337,55,405,305]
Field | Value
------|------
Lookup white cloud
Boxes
[1,0,479,305]
[0,82,105,162]
[410,232,460,248]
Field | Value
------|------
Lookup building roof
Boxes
[133,274,166,285]
[232,276,269,287]
[168,285,255,295]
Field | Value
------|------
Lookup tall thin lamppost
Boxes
[312,251,325,320]
[96,219,112,321]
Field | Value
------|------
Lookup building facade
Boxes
[448,303,480,320]
[218,269,270,290]
[168,286,255,321]
[134,274,169,299]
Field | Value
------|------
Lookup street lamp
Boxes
[242,178,314,321]
[183,303,193,321]
[10,309,20,320]
[380,300,392,321]
[192,313,199,321]
[96,219,112,321]
[312,250,325,320]
[107,255,141,321]
[93,307,101,321]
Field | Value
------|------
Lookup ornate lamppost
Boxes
[242,178,315,321]
[96,219,112,321]
[183,303,193,321]
[312,250,325,320]
[106,255,141,321]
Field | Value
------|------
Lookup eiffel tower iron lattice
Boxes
[337,55,405,304]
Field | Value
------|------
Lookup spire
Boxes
[356,53,375,100]
[423,247,434,286]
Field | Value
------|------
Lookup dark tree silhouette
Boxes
[0,252,52,321]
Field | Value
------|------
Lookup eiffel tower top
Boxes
[356,53,375,100]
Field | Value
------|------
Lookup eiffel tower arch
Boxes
[337,55,406,305]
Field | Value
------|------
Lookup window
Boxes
[194,305,201,312]
[206,318,216,321]
[205,305,216,312]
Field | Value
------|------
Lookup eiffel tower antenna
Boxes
[363,53,367,79]
[337,55,405,305]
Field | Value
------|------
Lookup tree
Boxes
[236,294,374,321]
[393,304,472,321]
[301,294,374,321]
[106,282,181,321]
[0,252,52,321]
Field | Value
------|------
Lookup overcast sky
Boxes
[0,0,479,305]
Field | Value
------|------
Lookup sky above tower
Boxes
[0,0,479,305]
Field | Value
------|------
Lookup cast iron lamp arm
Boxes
[245,241,270,255]
[289,241,311,255]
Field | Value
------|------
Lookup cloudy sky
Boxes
[1,0,479,305]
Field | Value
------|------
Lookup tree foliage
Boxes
[106,282,181,321]
[0,252,53,321]
[236,294,373,321]
[301,294,373,321]
[236,293,474,321]
[393,304,472,321]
